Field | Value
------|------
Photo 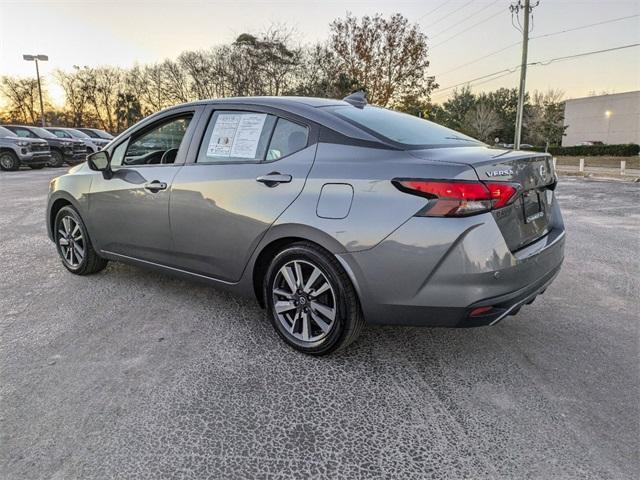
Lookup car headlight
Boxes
[17,141,29,147]
[62,141,73,147]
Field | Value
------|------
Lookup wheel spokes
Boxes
[310,300,335,321]
[303,267,322,294]
[275,300,296,314]
[310,281,330,298]
[310,310,331,333]
[280,266,297,294]
[273,259,337,343]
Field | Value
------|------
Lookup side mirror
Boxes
[87,150,112,178]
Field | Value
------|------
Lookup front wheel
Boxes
[0,151,20,171]
[54,206,108,275]
[48,150,65,167]
[264,242,364,355]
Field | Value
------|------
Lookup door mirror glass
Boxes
[88,150,110,171]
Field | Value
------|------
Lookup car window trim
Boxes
[185,103,317,166]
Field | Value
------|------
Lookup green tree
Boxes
[329,13,435,107]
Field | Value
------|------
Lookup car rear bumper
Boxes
[337,201,565,327]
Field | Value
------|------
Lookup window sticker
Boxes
[206,113,267,159]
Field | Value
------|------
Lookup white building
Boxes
[562,91,640,146]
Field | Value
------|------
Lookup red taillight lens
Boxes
[485,182,518,209]
[393,179,520,217]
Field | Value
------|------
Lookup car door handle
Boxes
[144,181,167,192]
[256,172,292,187]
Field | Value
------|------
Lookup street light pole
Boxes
[22,54,48,127]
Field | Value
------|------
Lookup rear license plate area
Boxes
[521,190,544,223]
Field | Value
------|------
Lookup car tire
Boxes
[0,151,20,171]
[48,150,65,168]
[54,206,108,275]
[264,242,364,355]
[29,164,46,169]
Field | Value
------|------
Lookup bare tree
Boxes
[54,67,94,126]
[329,13,433,107]
[464,102,501,142]
[0,76,45,124]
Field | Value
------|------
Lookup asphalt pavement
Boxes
[1,168,638,479]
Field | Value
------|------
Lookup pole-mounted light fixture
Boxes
[22,54,49,127]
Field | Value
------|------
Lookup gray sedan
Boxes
[46,93,564,354]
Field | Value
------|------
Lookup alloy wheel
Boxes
[272,260,336,343]
[0,153,16,170]
[57,215,85,268]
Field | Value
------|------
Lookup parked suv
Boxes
[75,127,113,149]
[3,125,87,167]
[45,127,101,153]
[0,126,51,170]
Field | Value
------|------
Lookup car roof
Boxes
[148,96,385,144]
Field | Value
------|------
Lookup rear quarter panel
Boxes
[273,142,478,252]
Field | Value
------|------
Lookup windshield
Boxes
[325,105,482,148]
[95,129,113,139]
[0,126,17,138]
[67,128,91,139]
[31,127,57,139]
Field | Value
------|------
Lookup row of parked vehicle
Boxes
[0,125,114,171]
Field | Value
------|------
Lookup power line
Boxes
[428,0,475,29]
[433,13,640,77]
[431,0,502,39]
[432,7,506,47]
[530,42,640,66]
[431,42,640,99]
[418,0,455,22]
[530,13,640,41]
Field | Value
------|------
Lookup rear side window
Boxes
[325,105,482,148]
[266,118,308,160]
[198,111,276,163]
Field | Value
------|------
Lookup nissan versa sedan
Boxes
[47,93,565,355]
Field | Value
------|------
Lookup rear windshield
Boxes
[325,105,482,148]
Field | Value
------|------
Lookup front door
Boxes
[170,107,317,282]
[87,112,197,265]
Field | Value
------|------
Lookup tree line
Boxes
[0,12,565,146]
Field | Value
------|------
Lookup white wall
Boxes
[562,91,640,146]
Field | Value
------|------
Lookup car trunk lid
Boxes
[409,146,556,251]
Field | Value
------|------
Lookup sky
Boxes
[1,0,639,106]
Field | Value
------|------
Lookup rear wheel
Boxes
[264,242,364,355]
[0,151,19,171]
[48,150,65,167]
[54,206,108,275]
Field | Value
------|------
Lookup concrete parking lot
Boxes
[1,168,638,479]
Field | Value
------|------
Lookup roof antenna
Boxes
[343,90,368,109]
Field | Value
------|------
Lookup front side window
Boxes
[325,105,482,148]
[123,115,192,166]
[197,111,276,163]
[266,118,308,160]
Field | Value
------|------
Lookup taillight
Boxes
[392,179,519,217]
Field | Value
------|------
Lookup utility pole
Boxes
[22,54,48,127]
[510,1,538,150]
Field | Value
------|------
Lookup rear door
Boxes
[169,104,318,282]
[87,108,201,264]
